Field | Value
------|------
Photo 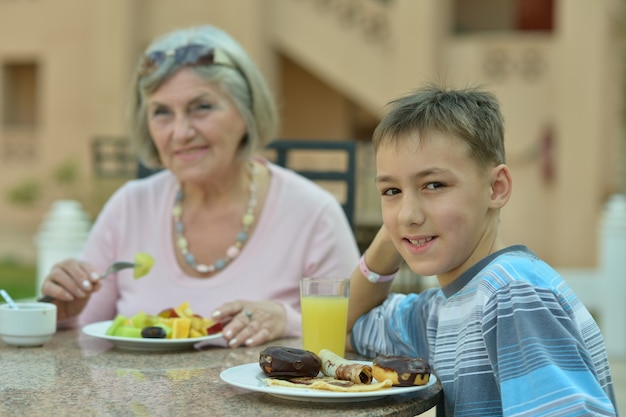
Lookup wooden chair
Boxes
[92,137,136,178]
[265,139,357,229]
[136,161,162,178]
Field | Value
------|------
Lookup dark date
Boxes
[141,326,167,339]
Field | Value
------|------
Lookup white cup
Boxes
[0,302,57,347]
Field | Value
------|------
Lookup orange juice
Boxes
[301,295,348,357]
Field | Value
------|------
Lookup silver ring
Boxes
[244,310,253,320]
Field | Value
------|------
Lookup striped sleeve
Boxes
[351,289,440,359]
[482,279,617,416]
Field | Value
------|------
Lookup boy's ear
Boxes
[489,164,512,209]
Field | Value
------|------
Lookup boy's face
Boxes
[375,131,503,286]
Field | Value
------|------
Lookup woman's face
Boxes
[146,67,247,182]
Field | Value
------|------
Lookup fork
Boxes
[37,261,136,303]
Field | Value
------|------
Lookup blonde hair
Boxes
[373,84,505,168]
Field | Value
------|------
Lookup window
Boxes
[2,61,39,159]
[454,0,554,33]
[3,61,38,126]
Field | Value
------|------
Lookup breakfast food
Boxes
[260,347,393,392]
[260,347,430,393]
[133,252,155,279]
[259,346,322,378]
[263,376,393,392]
[372,355,431,386]
[319,349,373,384]
[104,301,223,339]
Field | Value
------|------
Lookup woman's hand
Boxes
[39,259,102,320]
[211,300,287,348]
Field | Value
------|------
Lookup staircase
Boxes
[268,0,442,117]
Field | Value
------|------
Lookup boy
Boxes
[347,85,618,416]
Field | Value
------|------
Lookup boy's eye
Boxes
[381,188,401,196]
[425,182,444,190]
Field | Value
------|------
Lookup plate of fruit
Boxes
[82,302,223,351]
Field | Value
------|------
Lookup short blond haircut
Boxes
[373,84,505,168]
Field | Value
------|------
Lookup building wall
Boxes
[0,0,95,228]
[0,0,623,268]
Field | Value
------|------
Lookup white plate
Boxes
[220,361,437,402]
[82,320,223,352]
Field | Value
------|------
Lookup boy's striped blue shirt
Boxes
[351,245,618,416]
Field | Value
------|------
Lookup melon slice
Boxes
[133,252,155,279]
[105,314,128,336]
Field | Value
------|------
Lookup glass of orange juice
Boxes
[300,277,349,358]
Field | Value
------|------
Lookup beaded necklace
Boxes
[173,163,258,274]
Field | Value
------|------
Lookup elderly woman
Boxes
[40,25,359,348]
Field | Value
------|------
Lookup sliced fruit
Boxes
[133,252,155,279]
[130,311,152,329]
[189,328,203,338]
[103,303,215,340]
[105,314,128,336]
[174,301,193,318]
[158,308,178,318]
[115,325,143,338]
[190,316,206,336]
[206,321,224,335]
[171,317,191,339]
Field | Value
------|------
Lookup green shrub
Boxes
[5,179,41,206]
[0,259,37,300]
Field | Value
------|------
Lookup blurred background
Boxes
[0,1,624,299]
[0,0,625,409]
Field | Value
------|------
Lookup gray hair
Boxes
[373,84,506,168]
[128,25,279,168]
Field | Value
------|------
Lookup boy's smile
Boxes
[375,130,507,287]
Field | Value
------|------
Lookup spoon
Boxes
[0,289,19,309]
[37,261,138,303]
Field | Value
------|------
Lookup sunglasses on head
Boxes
[139,44,237,78]
[138,44,254,108]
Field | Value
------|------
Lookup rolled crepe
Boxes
[319,349,373,384]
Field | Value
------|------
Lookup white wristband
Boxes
[359,252,397,283]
